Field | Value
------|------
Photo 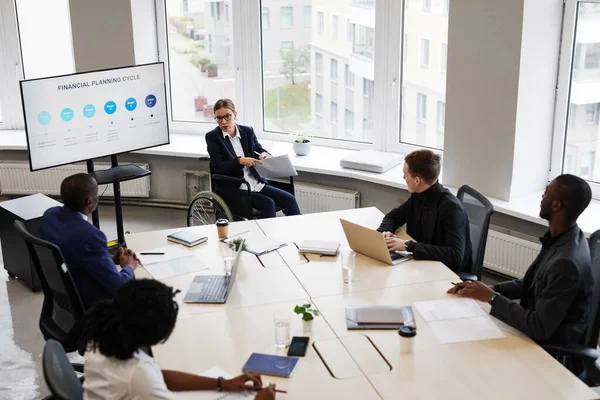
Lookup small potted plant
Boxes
[293,133,311,156]
[294,303,320,333]
[228,238,247,252]
[193,95,207,111]
[207,63,218,77]
[199,58,211,72]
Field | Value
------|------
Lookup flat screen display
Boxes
[20,62,169,171]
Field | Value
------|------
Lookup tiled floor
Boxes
[0,204,511,400]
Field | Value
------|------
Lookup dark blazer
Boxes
[492,225,593,346]
[377,182,472,273]
[41,206,134,309]
[205,124,267,194]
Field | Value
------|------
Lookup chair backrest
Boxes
[584,230,600,348]
[456,185,495,280]
[43,339,84,400]
[14,220,85,350]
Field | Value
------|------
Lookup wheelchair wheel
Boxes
[187,191,233,227]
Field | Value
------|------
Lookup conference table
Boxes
[126,207,597,400]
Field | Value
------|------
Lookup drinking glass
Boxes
[220,242,234,276]
[341,249,356,284]
[273,311,291,348]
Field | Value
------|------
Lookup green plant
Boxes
[228,238,247,252]
[294,303,320,321]
[294,133,310,144]
[206,63,218,71]
[199,58,211,66]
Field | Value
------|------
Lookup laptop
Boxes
[339,219,413,266]
[183,247,243,304]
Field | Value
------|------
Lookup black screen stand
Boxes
[86,155,151,248]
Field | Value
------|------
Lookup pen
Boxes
[254,151,261,156]
[450,282,458,286]
[250,388,288,394]
[140,252,165,255]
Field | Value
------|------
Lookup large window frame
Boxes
[551,0,600,198]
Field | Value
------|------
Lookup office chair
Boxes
[456,185,495,281]
[43,339,84,400]
[541,229,600,385]
[14,220,86,372]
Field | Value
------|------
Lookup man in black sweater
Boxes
[377,149,472,273]
[449,174,593,348]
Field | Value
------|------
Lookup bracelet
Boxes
[216,376,223,392]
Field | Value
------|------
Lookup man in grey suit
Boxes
[448,174,593,347]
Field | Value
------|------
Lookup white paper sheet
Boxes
[414,298,505,344]
[254,155,298,178]
[140,246,193,265]
[144,255,208,280]
[172,368,254,400]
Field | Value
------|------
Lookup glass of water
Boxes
[341,248,356,284]
[273,311,291,348]
[220,242,234,276]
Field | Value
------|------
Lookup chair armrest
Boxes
[457,272,478,282]
[212,174,251,196]
[542,344,600,361]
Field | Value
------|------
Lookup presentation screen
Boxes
[20,62,169,171]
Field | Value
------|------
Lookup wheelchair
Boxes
[187,157,295,227]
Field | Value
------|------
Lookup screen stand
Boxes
[86,156,151,251]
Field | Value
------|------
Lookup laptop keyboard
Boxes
[390,252,403,261]
[200,276,230,302]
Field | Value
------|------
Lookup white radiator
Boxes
[483,230,541,278]
[294,183,360,214]
[0,162,151,198]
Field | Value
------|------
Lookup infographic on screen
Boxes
[21,63,168,170]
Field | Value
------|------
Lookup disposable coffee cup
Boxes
[398,325,416,354]
[216,219,229,239]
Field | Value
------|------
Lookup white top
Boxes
[223,127,265,192]
[83,349,174,400]
[79,212,88,221]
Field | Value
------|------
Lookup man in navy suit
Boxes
[205,98,300,219]
[42,173,140,309]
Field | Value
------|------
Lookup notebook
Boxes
[413,298,505,344]
[167,230,208,247]
[345,306,415,330]
[297,240,340,256]
[242,353,299,378]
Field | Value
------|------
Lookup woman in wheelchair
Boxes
[205,99,301,219]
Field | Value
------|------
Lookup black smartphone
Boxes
[287,336,310,357]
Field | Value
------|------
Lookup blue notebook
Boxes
[242,353,299,378]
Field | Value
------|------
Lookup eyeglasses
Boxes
[214,113,233,122]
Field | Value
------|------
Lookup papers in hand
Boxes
[414,298,504,344]
[254,155,298,179]
[141,247,208,280]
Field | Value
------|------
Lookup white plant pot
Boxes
[293,141,312,156]
[302,320,312,333]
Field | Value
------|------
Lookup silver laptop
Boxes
[340,219,413,266]
[183,248,242,304]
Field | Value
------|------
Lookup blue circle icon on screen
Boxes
[145,94,157,108]
[37,111,51,126]
[104,101,117,115]
[83,104,96,118]
[125,97,137,111]
[61,108,74,122]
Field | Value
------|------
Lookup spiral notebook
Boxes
[413,298,504,344]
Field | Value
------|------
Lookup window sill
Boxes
[1,130,598,236]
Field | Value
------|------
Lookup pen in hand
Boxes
[140,252,165,255]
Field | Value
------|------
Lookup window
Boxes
[345,64,355,88]
[315,53,323,75]
[331,59,338,81]
[317,11,324,35]
[304,6,312,28]
[316,93,323,114]
[262,8,270,29]
[345,109,354,132]
[347,19,354,43]
[332,15,339,40]
[403,34,408,64]
[225,4,229,24]
[280,41,293,55]
[443,0,450,16]
[422,0,431,12]
[363,78,374,98]
[437,101,445,132]
[331,102,338,124]
[420,38,430,68]
[441,43,447,73]
[417,93,427,122]
[553,1,600,187]
[353,25,374,59]
[281,7,293,29]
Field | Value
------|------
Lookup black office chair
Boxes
[43,339,84,400]
[14,220,86,372]
[456,185,495,281]
[541,229,600,385]
[187,157,295,226]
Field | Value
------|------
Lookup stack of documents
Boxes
[413,298,505,344]
[141,247,208,280]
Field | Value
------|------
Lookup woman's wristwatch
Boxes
[488,292,500,305]
[405,240,414,252]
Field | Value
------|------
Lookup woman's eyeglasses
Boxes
[214,113,233,122]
